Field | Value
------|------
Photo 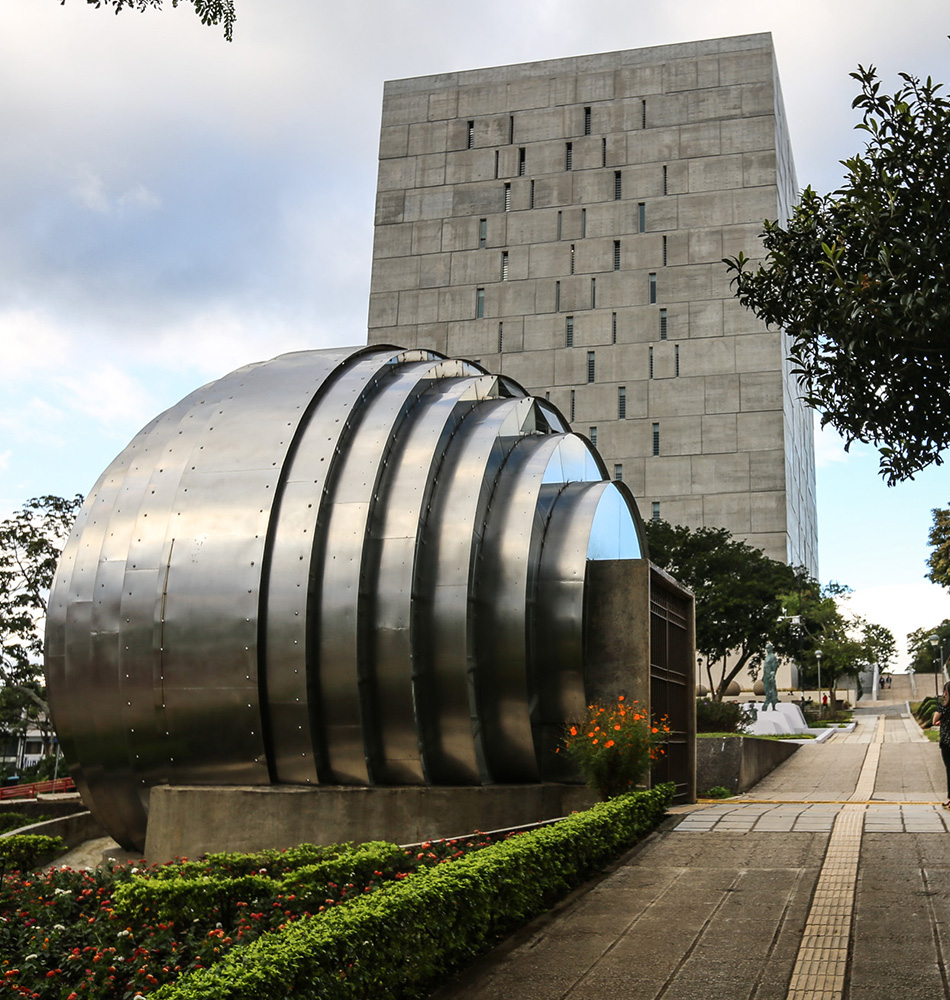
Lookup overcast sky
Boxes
[1,0,948,667]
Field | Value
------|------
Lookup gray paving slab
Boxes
[431,705,950,1000]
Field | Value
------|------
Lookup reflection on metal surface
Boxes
[46,346,646,850]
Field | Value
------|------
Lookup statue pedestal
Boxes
[744,702,810,736]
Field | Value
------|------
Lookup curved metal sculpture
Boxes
[46,345,646,850]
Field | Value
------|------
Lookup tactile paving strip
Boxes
[785,715,882,999]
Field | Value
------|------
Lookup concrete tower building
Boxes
[367,33,818,574]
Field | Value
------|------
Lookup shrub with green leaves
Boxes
[696,698,755,733]
[0,833,63,870]
[151,785,673,1000]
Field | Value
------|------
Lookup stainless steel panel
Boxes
[263,347,396,784]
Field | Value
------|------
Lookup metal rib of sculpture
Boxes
[46,345,645,850]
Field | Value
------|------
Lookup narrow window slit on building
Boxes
[565,142,573,170]
[662,235,668,265]
[660,308,668,339]
[587,351,595,383]
[479,218,487,248]
[649,346,654,379]
[494,149,499,178]
[652,501,661,521]
[590,425,597,447]
[675,344,680,376]
[618,385,626,418]
[498,322,504,352]
[615,171,622,200]
[614,463,623,481]
[565,315,574,347]
[590,277,596,308]
[638,202,646,232]
[649,272,657,303]
[652,422,660,455]
[504,182,511,212]
[476,287,485,318]
[570,389,576,422]
[584,106,592,135]
[662,164,668,194]
[613,240,621,271]
[501,251,509,281]
[570,243,575,274]
[555,280,561,312]
[518,147,526,175]
[467,121,474,149]
[611,312,617,344]
[581,208,587,237]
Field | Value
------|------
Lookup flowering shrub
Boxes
[561,696,670,799]
[0,830,522,998]
[0,788,674,1000]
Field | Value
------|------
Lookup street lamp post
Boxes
[929,634,942,697]
[816,649,823,716]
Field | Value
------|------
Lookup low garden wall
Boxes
[696,736,799,795]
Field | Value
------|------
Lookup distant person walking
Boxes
[932,682,950,810]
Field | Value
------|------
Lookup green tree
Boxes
[644,519,809,700]
[63,0,236,41]
[926,506,950,589]
[907,619,950,674]
[725,64,950,485]
[785,583,893,704]
[0,495,83,720]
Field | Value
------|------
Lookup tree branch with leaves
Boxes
[725,63,950,485]
[63,0,236,41]
[0,495,83,719]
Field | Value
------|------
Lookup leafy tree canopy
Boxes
[907,619,950,674]
[725,64,950,485]
[63,0,236,41]
[0,495,83,716]
[783,583,895,701]
[926,505,950,589]
[644,519,810,700]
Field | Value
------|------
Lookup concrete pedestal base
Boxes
[144,783,599,863]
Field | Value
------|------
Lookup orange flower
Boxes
[614,724,621,730]
[569,726,577,736]
[605,740,615,748]
[618,695,624,701]
[592,738,599,744]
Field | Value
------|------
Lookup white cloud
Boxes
[0,310,72,376]
[844,582,950,670]
[55,363,155,431]
[72,168,161,215]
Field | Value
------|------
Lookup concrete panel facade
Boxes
[369,33,818,573]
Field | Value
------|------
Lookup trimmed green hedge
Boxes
[151,784,673,1000]
[114,841,405,923]
[0,834,64,871]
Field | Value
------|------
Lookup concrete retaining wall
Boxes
[145,783,598,863]
[0,810,106,849]
[696,736,799,795]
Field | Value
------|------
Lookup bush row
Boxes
[114,841,406,923]
[0,833,64,870]
[152,784,674,1000]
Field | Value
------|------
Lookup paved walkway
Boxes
[432,677,950,1000]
